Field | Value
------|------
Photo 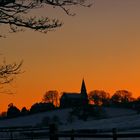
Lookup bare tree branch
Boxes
[0,0,92,35]
[0,60,23,85]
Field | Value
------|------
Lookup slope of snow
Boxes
[103,107,136,118]
[61,113,140,131]
[0,107,138,132]
[0,109,71,127]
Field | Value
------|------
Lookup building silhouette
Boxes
[60,79,89,108]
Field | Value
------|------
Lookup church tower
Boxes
[80,79,88,105]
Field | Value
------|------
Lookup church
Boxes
[60,79,89,108]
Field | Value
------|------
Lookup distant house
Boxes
[60,79,89,108]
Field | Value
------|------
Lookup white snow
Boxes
[0,107,139,132]
[0,109,71,127]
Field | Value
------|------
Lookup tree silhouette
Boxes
[42,90,59,106]
[0,60,22,85]
[111,90,134,104]
[30,102,55,114]
[7,103,20,118]
[89,90,110,106]
[21,107,29,116]
[0,0,91,36]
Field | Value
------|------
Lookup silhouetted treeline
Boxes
[30,102,55,114]
[88,90,135,106]
[0,102,56,119]
[7,103,20,118]
[1,89,140,119]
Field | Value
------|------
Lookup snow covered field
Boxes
[0,107,140,140]
[0,107,138,131]
[0,109,71,127]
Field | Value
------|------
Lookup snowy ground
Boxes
[0,107,140,140]
[59,107,138,131]
[0,107,138,130]
[0,109,71,127]
[0,108,140,140]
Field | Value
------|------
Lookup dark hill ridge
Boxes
[0,107,137,131]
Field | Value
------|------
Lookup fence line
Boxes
[1,124,140,140]
[50,124,140,140]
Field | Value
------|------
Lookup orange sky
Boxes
[0,0,140,112]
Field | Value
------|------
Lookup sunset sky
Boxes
[0,0,140,112]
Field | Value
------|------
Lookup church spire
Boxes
[80,78,88,105]
[81,79,87,96]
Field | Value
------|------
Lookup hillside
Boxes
[0,107,139,131]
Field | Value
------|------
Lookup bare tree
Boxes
[0,0,91,89]
[42,90,59,106]
[0,0,92,36]
[111,90,134,104]
[0,60,23,92]
[89,90,110,106]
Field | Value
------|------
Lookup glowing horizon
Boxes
[1,0,140,112]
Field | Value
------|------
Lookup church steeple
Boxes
[81,79,87,95]
[81,78,88,98]
[80,79,88,105]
